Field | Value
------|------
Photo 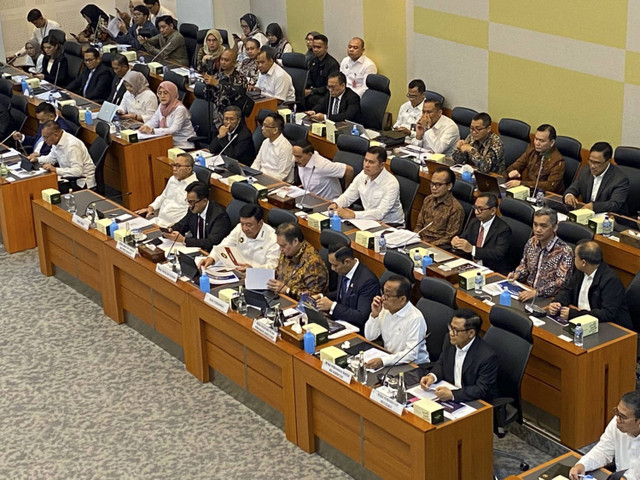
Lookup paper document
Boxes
[136,131,163,140]
[204,267,239,285]
[383,229,419,248]
[362,348,393,372]
[272,185,305,198]
[213,245,245,268]
[407,380,458,401]
[346,218,381,231]
[441,258,472,269]
[244,268,275,290]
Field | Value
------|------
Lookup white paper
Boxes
[407,380,459,401]
[272,185,305,198]
[115,213,133,222]
[383,229,419,248]
[441,258,472,269]
[124,217,153,230]
[136,131,163,140]
[444,403,477,420]
[346,218,381,231]
[244,268,275,290]
[362,348,393,372]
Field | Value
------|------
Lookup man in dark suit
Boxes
[420,309,499,402]
[11,102,71,155]
[67,47,114,103]
[164,181,232,253]
[451,192,512,275]
[564,142,629,215]
[549,241,631,327]
[107,53,130,105]
[209,106,255,164]
[307,72,360,123]
[314,243,380,332]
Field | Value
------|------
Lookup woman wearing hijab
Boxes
[36,35,69,87]
[304,31,320,65]
[117,71,158,123]
[75,4,109,43]
[234,13,268,62]
[140,81,196,149]
[265,23,292,61]
[115,5,158,51]
[196,29,224,75]
[23,39,43,74]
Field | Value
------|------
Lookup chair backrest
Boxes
[10,108,28,133]
[379,250,415,286]
[500,197,535,269]
[616,165,640,219]
[94,120,112,143]
[252,108,277,151]
[416,297,453,362]
[193,165,211,184]
[49,29,66,45]
[101,52,112,66]
[556,135,582,188]
[625,270,640,332]
[424,90,445,105]
[281,53,309,106]
[10,94,28,114]
[498,118,531,168]
[132,63,150,80]
[319,229,351,292]
[557,221,593,250]
[217,29,229,46]
[451,106,478,139]
[333,134,369,186]
[0,79,13,99]
[162,71,188,101]
[390,157,420,230]
[614,146,640,169]
[484,305,533,424]
[63,42,84,78]
[88,136,109,195]
[189,91,212,145]
[226,182,259,226]
[283,123,308,143]
[360,74,391,130]
[267,208,298,228]
[452,179,475,228]
[500,197,534,225]
[180,23,199,67]
[60,105,81,136]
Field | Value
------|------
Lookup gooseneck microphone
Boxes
[379,331,431,390]
[296,165,315,212]
[150,41,172,63]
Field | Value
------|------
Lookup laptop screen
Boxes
[97,101,118,123]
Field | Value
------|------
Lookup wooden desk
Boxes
[505,451,610,480]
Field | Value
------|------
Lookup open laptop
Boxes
[475,171,505,195]
[178,252,201,283]
[244,289,280,313]
[222,155,261,177]
[97,101,119,123]
[304,306,345,335]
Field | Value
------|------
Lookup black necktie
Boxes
[198,216,204,239]
[339,275,349,301]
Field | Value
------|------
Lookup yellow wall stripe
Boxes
[414,7,488,50]
[285,0,323,53]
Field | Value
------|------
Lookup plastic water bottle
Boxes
[113,116,121,137]
[189,66,195,84]
[378,234,387,255]
[64,189,77,214]
[351,125,359,136]
[303,330,315,354]
[603,215,613,237]
[139,56,146,64]
[499,287,511,306]
[109,218,119,238]
[0,161,10,177]
[413,250,422,268]
[236,286,248,315]
[535,190,545,207]
[27,82,34,98]
[330,213,341,231]
[292,103,297,123]
[574,323,584,347]
[474,272,483,294]
[199,269,210,293]
[196,153,205,167]
[461,170,472,183]
[84,109,93,125]
[422,254,433,275]
[356,351,367,383]
[396,372,407,404]
[21,79,29,96]
[48,91,54,103]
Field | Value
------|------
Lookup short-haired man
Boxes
[107,53,130,105]
[267,222,328,300]
[410,100,460,156]
[115,5,158,51]
[307,72,361,123]
[364,275,429,370]
[251,113,294,182]
[420,309,499,402]
[209,106,255,164]
[393,79,426,137]
[549,241,631,327]
[13,102,71,156]
[7,9,61,65]
[135,153,197,227]
[415,167,464,247]
[67,48,114,103]
[294,140,352,200]
[569,390,640,480]
[199,204,279,271]
[164,181,231,252]
[305,34,340,109]
[451,192,512,274]
[202,49,248,127]
[237,38,261,86]
[314,243,380,332]
[253,46,295,103]
[505,124,565,194]
[143,0,176,26]
[139,16,188,67]
[339,37,377,97]
[508,208,573,301]
[34,121,96,191]
[452,112,505,174]
[329,146,404,226]
[564,142,630,215]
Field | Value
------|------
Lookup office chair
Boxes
[63,42,84,78]
[452,178,475,227]
[193,165,211,185]
[498,118,531,168]
[625,271,640,333]
[179,23,199,68]
[319,229,351,292]
[252,109,277,152]
[416,277,457,362]
[614,146,640,169]
[132,63,150,80]
[89,136,110,195]
[451,106,478,139]
[94,120,112,143]
[162,70,188,102]
[267,208,298,228]
[360,74,391,130]
[499,197,534,270]
[0,79,14,101]
[424,90,445,105]
[188,82,214,149]
[60,105,82,136]
[557,221,593,250]
[390,157,420,230]
[379,250,415,286]
[101,52,113,66]
[281,53,309,109]
[333,134,369,189]
[226,182,259,226]
[283,123,308,143]
[555,135,582,189]
[10,95,29,133]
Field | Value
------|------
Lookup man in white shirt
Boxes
[199,204,280,271]
[329,146,404,226]
[253,47,295,103]
[569,391,640,480]
[143,0,176,25]
[34,121,96,192]
[393,79,426,137]
[339,37,377,97]
[135,153,197,227]
[251,113,294,182]
[364,275,429,369]
[7,9,61,64]
[410,99,460,156]
[293,140,352,200]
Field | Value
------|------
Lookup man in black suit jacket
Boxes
[314,243,379,332]
[420,309,499,402]
[307,72,361,123]
[12,102,71,155]
[564,142,629,215]
[107,53,130,105]
[209,106,256,165]
[165,181,232,253]
[550,241,631,327]
[451,192,512,275]
[67,47,114,103]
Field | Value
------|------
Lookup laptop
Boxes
[178,252,201,283]
[222,155,261,177]
[20,157,39,171]
[96,101,119,123]
[244,289,280,313]
[304,306,345,335]
[475,171,505,195]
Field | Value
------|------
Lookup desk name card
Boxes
[155,263,179,283]
[321,360,352,384]
[370,388,404,415]
[204,293,229,314]
[72,214,91,231]
[116,241,137,259]
[252,319,278,343]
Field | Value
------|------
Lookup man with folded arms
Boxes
[251,113,294,182]
[549,241,631,327]
[328,146,404,226]
[410,99,459,156]
[420,309,498,402]
[199,204,279,271]
[564,142,629,215]
[339,37,377,97]
[452,112,505,174]
[294,140,352,200]
[364,275,429,370]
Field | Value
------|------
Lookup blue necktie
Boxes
[83,69,95,97]
[339,276,349,301]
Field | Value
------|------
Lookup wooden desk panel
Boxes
[506,451,610,480]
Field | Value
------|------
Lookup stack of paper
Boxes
[384,229,420,248]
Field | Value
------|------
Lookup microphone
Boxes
[296,165,315,212]
[527,154,547,203]
[217,133,238,157]
[166,221,190,271]
[378,331,431,390]
[150,41,172,63]
[52,60,61,93]
[84,191,133,227]
[398,222,432,254]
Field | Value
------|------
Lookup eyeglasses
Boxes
[84,57,98,63]
[473,206,493,212]
[406,93,421,99]
[613,407,635,421]
[187,198,204,206]
[382,291,401,298]
[470,126,489,132]
[448,324,472,336]
[262,124,277,129]
[430,182,449,188]
[170,163,189,169]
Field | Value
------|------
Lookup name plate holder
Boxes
[252,319,278,343]
[71,214,91,231]
[204,293,229,314]
[116,241,137,259]
[155,263,179,282]
[370,389,404,415]
[321,360,353,384]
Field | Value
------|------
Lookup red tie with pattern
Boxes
[476,225,484,248]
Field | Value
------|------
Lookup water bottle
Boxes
[196,153,205,167]
[573,323,584,348]
[84,109,93,125]
[413,250,422,268]
[378,234,387,255]
[109,218,119,238]
[356,351,367,383]
[272,304,283,330]
[330,213,341,231]
[237,286,248,315]
[303,330,315,354]
[535,190,544,207]
[396,372,407,404]
[199,269,210,293]
[27,82,34,98]
[351,125,359,136]
[139,56,146,64]
[189,67,195,84]
[499,287,511,306]
[474,272,483,294]
[21,79,28,96]
[113,116,121,137]
[292,103,297,123]
[603,215,613,237]
[422,254,433,275]
[0,161,9,177]
[64,189,77,214]
[461,170,472,183]
[48,91,54,104]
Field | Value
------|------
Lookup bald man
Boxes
[339,37,377,97]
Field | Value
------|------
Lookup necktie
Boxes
[476,225,484,248]
[83,69,95,97]
[332,97,339,116]
[339,276,349,301]
[198,216,204,239]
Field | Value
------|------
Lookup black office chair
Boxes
[49,29,66,45]
[282,53,309,109]
[625,271,640,333]
[498,118,531,168]
[10,95,29,132]
[556,135,582,189]
[319,229,351,293]
[283,123,308,143]
[217,29,229,47]
[500,197,534,270]
[188,82,214,149]
[88,136,110,195]
[616,165,640,222]
[60,105,82,136]
[379,250,415,286]
[101,52,113,66]
[390,157,420,230]
[452,179,475,227]
[360,74,391,130]
[163,70,188,102]
[63,42,84,78]
[334,134,369,188]
[557,221,593,250]
[416,277,457,362]
[267,208,298,228]
[132,63,150,80]
[451,106,478,140]
[226,182,259,226]
[252,109,277,152]
[0,79,13,100]
[425,90,445,105]
[614,146,640,169]
[180,23,199,68]
[194,165,211,185]
[94,120,112,143]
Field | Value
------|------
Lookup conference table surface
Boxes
[505,451,610,480]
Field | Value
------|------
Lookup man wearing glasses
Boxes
[451,193,512,275]
[419,309,498,403]
[414,167,464,247]
[569,390,640,480]
[136,153,198,227]
[364,275,429,370]
[66,48,114,103]
[306,72,361,123]
[393,79,426,138]
[452,112,505,174]
[251,113,294,182]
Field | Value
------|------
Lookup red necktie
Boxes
[198,216,204,239]
[476,225,484,248]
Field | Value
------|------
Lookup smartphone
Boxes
[159,227,169,233]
